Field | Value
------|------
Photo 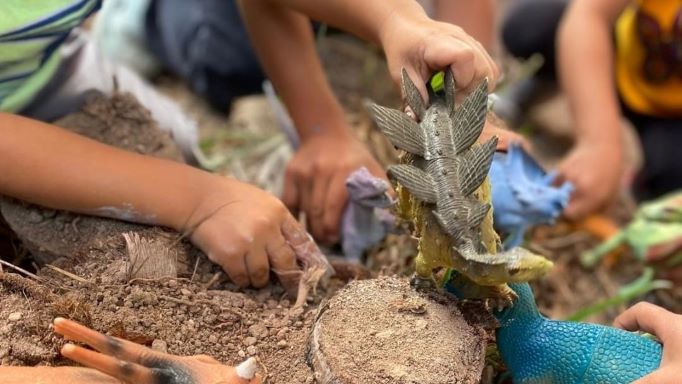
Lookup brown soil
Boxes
[308,277,494,384]
[0,265,321,383]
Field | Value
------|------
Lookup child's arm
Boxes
[240,0,498,100]
[0,367,119,384]
[238,0,498,243]
[614,302,682,384]
[0,113,312,291]
[556,0,630,219]
[431,0,497,53]
[237,1,385,244]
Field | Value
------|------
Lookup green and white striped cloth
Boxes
[0,0,100,112]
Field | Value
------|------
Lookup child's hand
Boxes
[186,177,323,292]
[284,131,387,244]
[556,140,622,220]
[480,118,530,152]
[54,318,261,384]
[380,14,499,103]
[614,303,682,384]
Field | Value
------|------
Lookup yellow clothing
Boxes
[616,0,682,116]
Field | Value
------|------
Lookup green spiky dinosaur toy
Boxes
[366,69,553,303]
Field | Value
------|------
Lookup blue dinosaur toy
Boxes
[494,282,662,384]
[489,143,573,248]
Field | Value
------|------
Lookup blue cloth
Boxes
[489,143,572,247]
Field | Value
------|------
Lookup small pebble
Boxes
[8,312,22,322]
[208,335,217,343]
[167,280,178,288]
[244,337,257,346]
[180,288,192,297]
[277,340,287,349]
[276,328,289,339]
[238,350,246,358]
[248,324,268,339]
[246,346,257,355]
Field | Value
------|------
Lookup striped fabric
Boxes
[0,0,101,112]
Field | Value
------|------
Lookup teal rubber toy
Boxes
[493,283,662,383]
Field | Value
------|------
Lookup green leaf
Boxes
[430,71,445,92]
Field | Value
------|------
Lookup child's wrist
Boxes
[169,173,233,234]
[296,113,352,143]
[378,10,428,51]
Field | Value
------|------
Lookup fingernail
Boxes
[236,357,260,379]
[53,317,65,325]
[61,344,76,353]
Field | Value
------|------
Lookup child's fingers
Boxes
[282,167,301,215]
[632,369,670,384]
[322,174,347,243]
[401,68,430,110]
[282,215,329,270]
[221,250,251,288]
[267,233,300,294]
[613,302,673,339]
[60,344,156,384]
[53,318,151,363]
[246,241,270,288]
[309,173,331,241]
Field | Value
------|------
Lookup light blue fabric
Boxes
[489,143,573,248]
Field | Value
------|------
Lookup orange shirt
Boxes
[616,0,682,116]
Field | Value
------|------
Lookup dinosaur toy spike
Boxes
[452,80,488,154]
[366,103,426,157]
[444,68,457,113]
[401,68,426,120]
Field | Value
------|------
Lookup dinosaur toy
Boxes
[368,69,663,383]
[582,191,682,270]
[493,282,662,383]
[489,143,573,248]
[341,167,395,261]
[366,69,553,302]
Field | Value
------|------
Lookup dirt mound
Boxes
[308,277,494,384]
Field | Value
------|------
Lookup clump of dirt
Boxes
[308,277,495,384]
[55,91,183,162]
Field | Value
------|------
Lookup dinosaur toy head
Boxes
[345,167,394,209]
[638,191,682,222]
[490,143,573,248]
